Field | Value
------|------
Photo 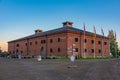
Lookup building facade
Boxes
[8,21,110,58]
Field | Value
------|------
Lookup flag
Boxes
[101,28,104,36]
[94,26,96,38]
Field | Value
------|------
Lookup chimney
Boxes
[62,21,73,27]
[35,29,43,34]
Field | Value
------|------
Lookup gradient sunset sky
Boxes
[0,0,120,51]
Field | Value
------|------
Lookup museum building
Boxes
[8,21,110,58]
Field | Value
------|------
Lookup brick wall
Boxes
[8,31,110,58]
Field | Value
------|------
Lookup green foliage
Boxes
[0,52,9,58]
[118,49,120,57]
[108,30,118,57]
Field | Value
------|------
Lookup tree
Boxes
[118,49,120,57]
[108,30,118,57]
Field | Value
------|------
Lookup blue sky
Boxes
[0,0,120,51]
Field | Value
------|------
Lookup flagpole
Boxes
[94,37,95,58]
[108,30,111,56]
[84,24,86,58]
[102,37,104,57]
[84,33,85,58]
[93,26,96,58]
[101,30,103,57]
[115,32,117,58]
[115,42,117,58]
[101,28,104,57]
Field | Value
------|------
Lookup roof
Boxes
[8,26,108,43]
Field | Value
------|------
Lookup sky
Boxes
[0,0,120,51]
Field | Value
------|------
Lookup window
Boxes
[75,38,78,42]
[104,42,107,45]
[21,51,23,54]
[50,39,53,43]
[16,49,19,53]
[50,48,53,53]
[98,41,101,45]
[35,41,38,45]
[25,43,27,46]
[43,40,46,43]
[91,40,94,44]
[58,38,61,42]
[99,49,101,53]
[30,42,32,45]
[84,39,87,43]
[9,51,11,54]
[75,48,78,52]
[41,40,43,44]
[91,49,94,53]
[16,44,19,47]
[41,40,46,44]
[84,49,87,52]
[58,48,61,52]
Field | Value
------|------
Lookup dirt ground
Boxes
[0,58,120,80]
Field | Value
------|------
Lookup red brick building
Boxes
[8,21,110,58]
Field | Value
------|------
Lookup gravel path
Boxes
[0,58,120,80]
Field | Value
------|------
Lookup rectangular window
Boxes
[75,38,78,42]
[25,43,27,46]
[16,49,18,53]
[98,41,101,45]
[58,38,60,42]
[104,42,107,45]
[75,48,78,52]
[99,49,101,53]
[35,41,38,45]
[84,49,87,52]
[30,42,32,45]
[43,40,46,43]
[9,51,11,54]
[84,39,87,43]
[50,48,53,53]
[16,44,19,47]
[21,51,23,54]
[58,48,60,52]
[41,40,46,44]
[50,39,53,43]
[41,40,43,44]
[91,49,94,53]
[91,40,94,44]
